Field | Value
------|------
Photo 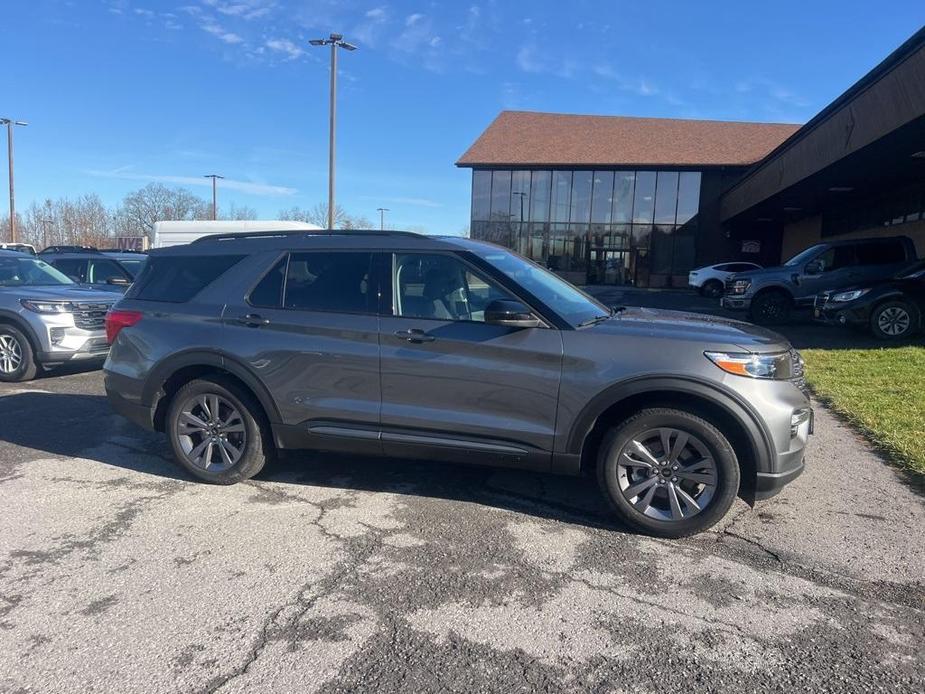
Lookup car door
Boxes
[221,250,382,455]
[377,251,563,470]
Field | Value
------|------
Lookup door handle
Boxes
[237,313,270,327]
[394,328,435,343]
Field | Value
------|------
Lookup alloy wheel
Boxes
[0,334,23,374]
[877,306,910,336]
[176,393,247,472]
[616,427,717,522]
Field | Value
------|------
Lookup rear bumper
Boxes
[106,383,155,430]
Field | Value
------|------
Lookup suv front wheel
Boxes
[167,376,272,484]
[0,325,38,383]
[597,408,740,538]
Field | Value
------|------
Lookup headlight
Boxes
[729,279,751,295]
[20,299,77,314]
[830,288,869,303]
[704,351,793,379]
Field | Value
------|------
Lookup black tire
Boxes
[0,324,38,383]
[166,376,273,484]
[869,299,919,340]
[597,408,740,538]
[750,290,792,325]
[700,280,723,299]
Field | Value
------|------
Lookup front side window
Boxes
[785,244,826,267]
[393,253,515,322]
[51,258,87,282]
[0,257,74,287]
[284,252,372,313]
[816,245,855,272]
[88,258,131,284]
[469,245,609,327]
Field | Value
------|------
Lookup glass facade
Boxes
[470,169,702,287]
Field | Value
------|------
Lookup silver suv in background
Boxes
[104,231,812,538]
[0,250,115,381]
[722,236,917,324]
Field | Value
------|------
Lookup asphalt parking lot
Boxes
[0,364,923,693]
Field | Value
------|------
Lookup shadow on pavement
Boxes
[0,391,620,532]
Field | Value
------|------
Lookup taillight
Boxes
[105,309,143,344]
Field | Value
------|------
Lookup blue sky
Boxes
[1,1,923,233]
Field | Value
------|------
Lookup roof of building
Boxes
[456,111,802,168]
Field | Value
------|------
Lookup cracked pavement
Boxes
[0,368,923,693]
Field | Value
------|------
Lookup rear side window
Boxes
[128,255,244,302]
[249,257,287,308]
[283,252,372,313]
[855,240,906,265]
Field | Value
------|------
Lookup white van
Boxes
[149,221,322,249]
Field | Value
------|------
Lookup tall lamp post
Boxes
[309,33,357,230]
[1,118,28,243]
[41,217,54,249]
[204,174,224,221]
[376,207,389,231]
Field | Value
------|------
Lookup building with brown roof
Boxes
[457,27,925,288]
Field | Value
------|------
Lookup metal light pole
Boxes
[204,174,224,220]
[309,33,357,230]
[1,118,28,243]
[376,207,389,231]
[41,217,53,249]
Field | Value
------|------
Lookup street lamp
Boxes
[41,217,54,249]
[204,174,224,221]
[376,207,389,231]
[1,118,28,243]
[309,33,357,230]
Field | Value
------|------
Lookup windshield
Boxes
[118,257,147,278]
[784,244,826,267]
[471,246,610,327]
[0,256,75,287]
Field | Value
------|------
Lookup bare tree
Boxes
[278,203,375,229]
[116,183,209,235]
[223,203,258,221]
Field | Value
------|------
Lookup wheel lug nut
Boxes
[672,465,678,471]
[671,477,678,482]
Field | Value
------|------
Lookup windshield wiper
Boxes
[578,314,611,328]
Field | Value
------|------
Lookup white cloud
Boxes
[201,21,243,44]
[265,38,303,60]
[201,0,273,20]
[366,7,387,21]
[405,13,424,26]
[87,168,296,197]
[353,6,389,47]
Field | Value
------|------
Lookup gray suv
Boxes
[721,236,916,324]
[0,250,115,381]
[104,231,812,537]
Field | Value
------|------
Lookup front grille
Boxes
[73,303,111,331]
[790,349,808,395]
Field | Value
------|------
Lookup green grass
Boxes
[802,346,925,478]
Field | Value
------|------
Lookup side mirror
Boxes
[107,277,131,286]
[484,299,542,328]
[805,260,823,275]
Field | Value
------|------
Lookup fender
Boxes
[143,348,283,424]
[0,309,42,353]
[565,374,775,473]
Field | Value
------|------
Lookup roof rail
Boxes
[38,245,100,254]
[190,229,426,244]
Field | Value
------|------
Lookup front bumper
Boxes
[36,332,110,365]
[720,295,751,310]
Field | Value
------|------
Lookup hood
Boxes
[730,264,788,279]
[3,284,119,303]
[587,306,790,353]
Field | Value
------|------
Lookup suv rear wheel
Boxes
[597,408,740,538]
[750,290,792,324]
[0,325,38,383]
[166,376,272,483]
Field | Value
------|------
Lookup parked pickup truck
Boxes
[721,235,917,324]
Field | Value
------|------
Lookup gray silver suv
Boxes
[104,231,812,537]
[0,250,114,382]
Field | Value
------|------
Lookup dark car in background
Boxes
[40,249,136,293]
[815,259,925,339]
[98,250,148,278]
[722,236,917,324]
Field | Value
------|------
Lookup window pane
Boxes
[51,258,87,282]
[394,253,512,322]
[284,252,372,313]
[511,171,531,223]
[632,172,656,224]
[551,171,572,224]
[249,256,287,308]
[654,171,679,225]
[88,259,129,284]
[471,170,491,221]
[676,172,701,224]
[490,170,512,221]
[529,171,551,223]
[570,171,593,224]
[591,171,615,224]
[650,225,674,274]
[856,241,905,265]
[128,255,244,303]
[612,171,635,223]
